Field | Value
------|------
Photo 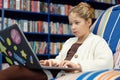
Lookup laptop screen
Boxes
[0,24,42,69]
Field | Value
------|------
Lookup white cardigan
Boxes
[55,33,113,72]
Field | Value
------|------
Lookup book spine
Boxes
[16,0,20,10]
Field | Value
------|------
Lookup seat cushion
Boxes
[76,69,120,80]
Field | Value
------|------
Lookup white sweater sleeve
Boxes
[79,39,114,72]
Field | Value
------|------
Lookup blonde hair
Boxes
[69,2,94,20]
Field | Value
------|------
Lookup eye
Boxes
[75,21,80,25]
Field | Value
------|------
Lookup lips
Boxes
[72,31,77,34]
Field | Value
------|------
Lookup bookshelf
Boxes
[0,0,116,69]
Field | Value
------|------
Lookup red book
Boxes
[30,0,34,12]
[0,0,2,8]
[37,21,43,33]
[59,23,63,34]
[8,0,10,9]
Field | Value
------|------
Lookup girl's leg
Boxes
[0,65,47,80]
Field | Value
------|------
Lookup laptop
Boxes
[0,24,79,70]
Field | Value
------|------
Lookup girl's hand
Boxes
[59,60,81,72]
[40,59,58,67]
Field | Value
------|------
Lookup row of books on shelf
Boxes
[30,41,63,55]
[1,0,120,11]
[1,0,72,16]
[91,0,117,4]
[0,0,108,18]
[50,3,73,16]
[50,3,102,18]
[2,18,48,33]
[50,21,72,35]
[48,3,104,18]
[1,18,73,35]
[1,0,70,14]
[2,0,48,13]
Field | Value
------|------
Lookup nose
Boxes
[71,24,75,30]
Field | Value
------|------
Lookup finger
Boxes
[47,60,53,67]
[63,62,70,68]
[40,62,46,66]
[59,61,67,67]
[63,61,74,68]
[40,60,49,66]
[59,61,64,67]
[39,60,44,63]
[40,60,45,64]
[48,60,52,67]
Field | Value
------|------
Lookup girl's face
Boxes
[68,12,91,38]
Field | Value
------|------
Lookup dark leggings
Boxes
[0,65,47,80]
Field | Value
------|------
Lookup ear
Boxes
[87,18,92,27]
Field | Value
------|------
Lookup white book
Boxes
[23,20,28,32]
[43,22,48,33]
[16,0,20,10]
[60,4,65,15]
[4,0,8,8]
